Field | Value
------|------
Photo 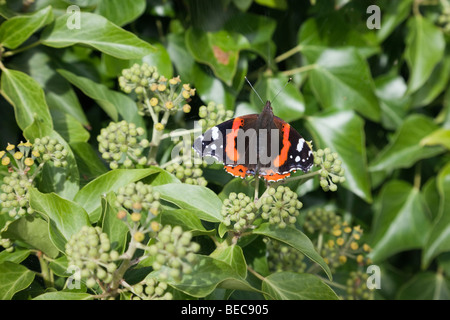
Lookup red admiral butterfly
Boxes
[193,86,313,182]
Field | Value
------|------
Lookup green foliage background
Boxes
[1,0,450,300]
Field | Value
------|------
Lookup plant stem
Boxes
[3,40,42,57]
[274,44,303,63]
[254,175,260,201]
[37,251,53,288]
[281,64,318,77]
[247,266,265,281]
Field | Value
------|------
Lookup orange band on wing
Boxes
[225,118,243,162]
[273,124,291,167]
[261,172,291,182]
[225,165,247,178]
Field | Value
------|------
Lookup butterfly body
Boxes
[193,101,313,182]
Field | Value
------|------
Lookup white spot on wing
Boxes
[295,156,300,162]
[211,127,219,140]
[297,138,305,152]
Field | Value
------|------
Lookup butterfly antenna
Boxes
[272,77,292,104]
[245,76,264,104]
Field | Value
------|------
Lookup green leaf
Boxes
[421,128,450,150]
[0,6,53,49]
[153,183,223,223]
[33,292,93,300]
[369,115,445,172]
[250,74,305,123]
[149,255,259,298]
[377,0,413,42]
[70,142,109,186]
[41,12,155,59]
[370,180,431,262]
[262,272,338,300]
[305,48,380,122]
[397,272,450,300]
[51,109,90,143]
[1,68,53,135]
[253,223,332,280]
[423,162,450,267]
[210,245,247,279]
[7,48,88,126]
[0,262,35,300]
[24,124,80,200]
[0,249,31,264]
[405,15,445,94]
[74,168,163,218]
[254,0,287,10]
[1,216,59,258]
[185,28,249,86]
[58,69,145,127]
[160,209,215,236]
[95,0,146,26]
[305,109,372,203]
[29,188,91,253]
[99,192,129,254]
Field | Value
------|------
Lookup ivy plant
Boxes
[0,0,450,301]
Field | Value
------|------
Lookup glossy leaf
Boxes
[185,28,249,86]
[253,223,332,280]
[100,192,129,254]
[369,115,445,172]
[29,188,91,252]
[421,128,450,151]
[41,12,155,59]
[210,245,247,279]
[370,180,431,262]
[0,262,35,300]
[153,183,223,223]
[95,0,146,26]
[33,292,93,300]
[1,68,53,135]
[70,142,108,186]
[305,48,380,122]
[254,0,287,10]
[250,74,305,122]
[1,216,59,258]
[149,254,259,298]
[0,6,53,49]
[305,110,372,203]
[58,69,145,127]
[423,162,450,267]
[74,168,164,219]
[262,272,338,300]
[160,209,215,237]
[405,15,445,94]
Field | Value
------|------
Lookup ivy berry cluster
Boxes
[131,278,172,300]
[265,239,307,273]
[313,148,346,192]
[97,120,149,169]
[198,101,234,130]
[65,226,119,289]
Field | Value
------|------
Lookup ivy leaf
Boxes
[1,216,59,259]
[33,292,93,300]
[254,0,287,10]
[29,188,91,253]
[95,0,146,26]
[423,163,450,268]
[0,262,35,300]
[58,69,145,127]
[148,255,260,298]
[250,74,305,123]
[305,109,372,203]
[74,168,164,220]
[160,209,215,236]
[304,48,380,122]
[185,28,249,86]
[0,6,53,49]
[421,128,450,151]
[405,15,445,94]
[262,272,338,300]
[41,12,155,59]
[397,272,450,300]
[1,68,53,135]
[153,184,223,223]
[369,180,431,262]
[210,245,247,279]
[99,193,129,254]
[369,115,445,172]
[253,223,332,280]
